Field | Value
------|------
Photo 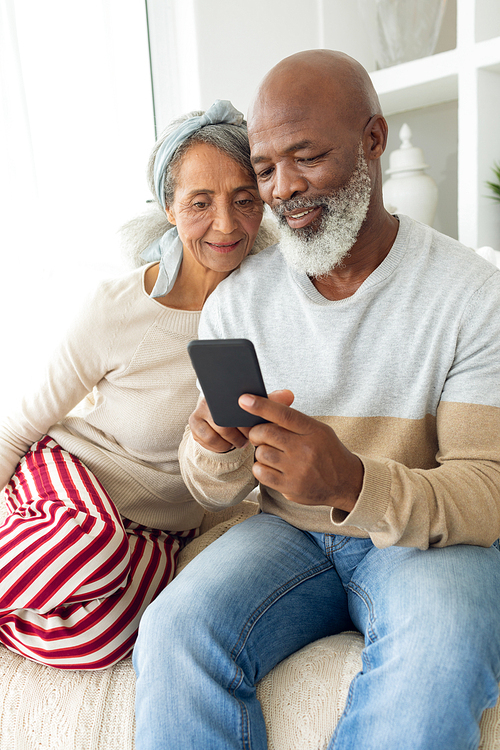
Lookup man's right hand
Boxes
[189,390,295,453]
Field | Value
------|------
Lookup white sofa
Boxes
[1,499,500,750]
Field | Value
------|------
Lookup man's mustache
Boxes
[272,196,327,219]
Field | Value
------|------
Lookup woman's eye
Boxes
[193,201,208,209]
[236,199,253,206]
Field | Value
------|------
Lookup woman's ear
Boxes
[165,206,176,225]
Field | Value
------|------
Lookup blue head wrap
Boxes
[142,99,246,298]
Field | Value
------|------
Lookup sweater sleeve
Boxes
[178,425,257,511]
[0,279,131,490]
[331,403,500,550]
[330,274,500,550]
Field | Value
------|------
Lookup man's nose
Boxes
[212,206,238,234]
[272,164,308,202]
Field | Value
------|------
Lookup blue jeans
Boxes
[133,513,500,749]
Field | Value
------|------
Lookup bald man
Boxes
[134,51,500,750]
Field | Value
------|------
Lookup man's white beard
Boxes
[274,144,372,278]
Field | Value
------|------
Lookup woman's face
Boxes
[166,142,264,274]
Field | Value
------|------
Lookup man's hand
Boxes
[240,393,364,513]
[188,390,295,453]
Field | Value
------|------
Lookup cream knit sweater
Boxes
[0,263,204,531]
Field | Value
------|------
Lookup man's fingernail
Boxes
[239,394,255,407]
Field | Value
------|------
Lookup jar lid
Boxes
[386,124,429,175]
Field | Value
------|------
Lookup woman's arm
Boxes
[0,278,127,489]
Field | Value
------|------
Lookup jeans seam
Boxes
[226,559,336,750]
[228,669,252,750]
[229,560,336,663]
[324,536,351,556]
[329,582,376,746]
[347,580,377,646]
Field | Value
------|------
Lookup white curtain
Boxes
[0,0,155,415]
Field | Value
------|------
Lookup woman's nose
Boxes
[212,206,239,234]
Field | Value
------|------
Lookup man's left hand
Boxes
[240,393,364,513]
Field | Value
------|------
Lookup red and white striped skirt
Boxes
[0,436,197,670]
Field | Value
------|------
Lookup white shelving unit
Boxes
[369,0,500,250]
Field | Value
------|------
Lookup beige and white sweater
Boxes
[0,263,204,531]
[180,215,500,549]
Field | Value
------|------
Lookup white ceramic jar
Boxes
[382,123,439,226]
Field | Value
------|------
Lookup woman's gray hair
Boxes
[120,110,278,267]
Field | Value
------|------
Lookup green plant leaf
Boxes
[486,162,500,202]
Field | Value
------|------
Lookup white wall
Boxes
[194,0,376,115]
[148,0,457,124]
[147,0,376,132]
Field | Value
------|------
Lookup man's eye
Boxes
[236,199,253,206]
[257,168,273,180]
[193,201,208,209]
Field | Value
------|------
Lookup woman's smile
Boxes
[205,239,243,253]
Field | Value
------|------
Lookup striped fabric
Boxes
[0,437,196,669]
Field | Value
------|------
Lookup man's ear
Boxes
[364,115,388,160]
[165,206,176,225]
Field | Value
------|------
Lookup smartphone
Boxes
[187,339,268,427]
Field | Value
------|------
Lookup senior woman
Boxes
[0,100,274,670]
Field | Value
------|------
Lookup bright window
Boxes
[0,0,155,415]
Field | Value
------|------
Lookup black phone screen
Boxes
[187,339,268,427]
